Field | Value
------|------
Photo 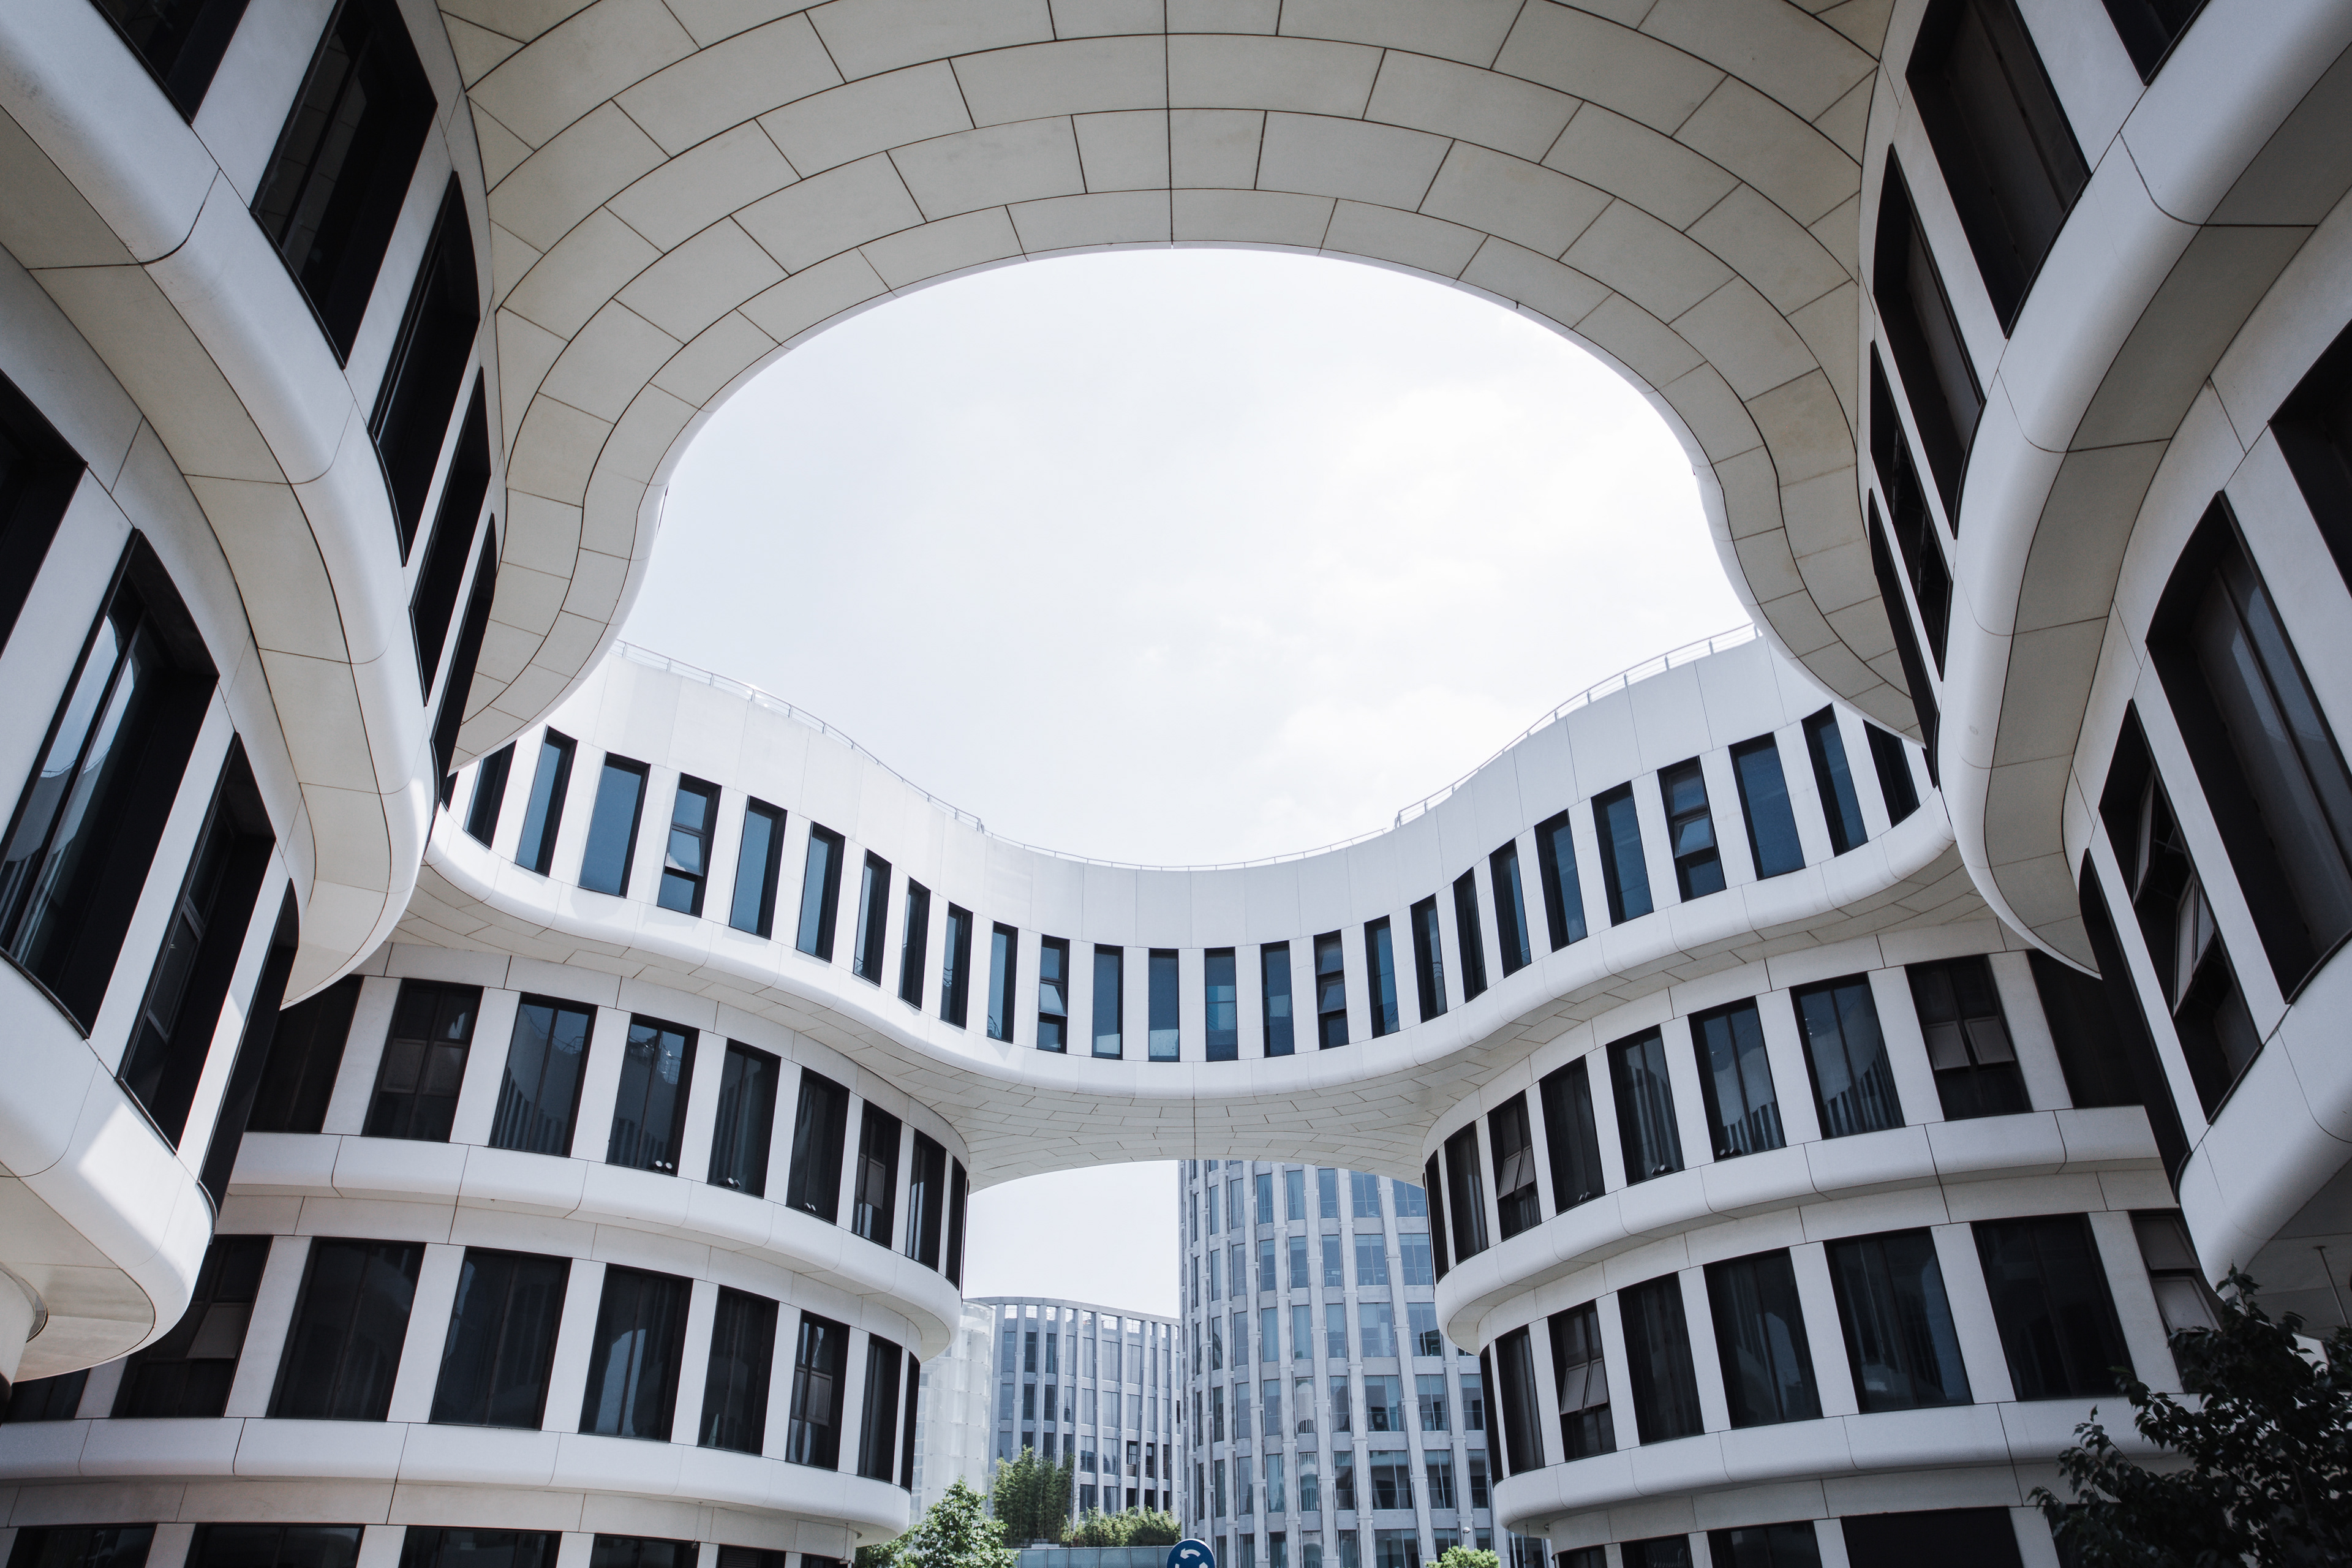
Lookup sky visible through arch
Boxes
[622,247,1747,1313]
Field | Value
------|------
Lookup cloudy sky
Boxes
[620,247,1746,1314]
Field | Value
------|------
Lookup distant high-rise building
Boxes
[973,1296,1180,1533]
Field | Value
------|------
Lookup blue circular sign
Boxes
[1168,1542,1215,1568]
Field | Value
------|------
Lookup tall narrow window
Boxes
[903,1131,946,1268]
[1707,1250,1820,1428]
[607,1017,695,1175]
[430,1248,568,1428]
[946,1159,970,1285]
[1793,974,1904,1136]
[1476,842,1527,978]
[1609,1028,1684,1183]
[986,923,1019,1042]
[465,743,513,846]
[1875,163,1983,514]
[579,1265,689,1439]
[1442,1123,1488,1263]
[1548,1302,1613,1460]
[194,887,293,1208]
[2133,1210,2222,1337]
[1365,919,1400,1036]
[1731,736,1804,878]
[707,1041,777,1195]
[1825,1229,1970,1412]
[700,1287,777,1453]
[1093,944,1124,1058]
[1262,942,1295,1055]
[1618,1275,1703,1444]
[1804,710,1868,854]
[1533,811,1588,949]
[1973,1215,2132,1399]
[490,995,592,1156]
[857,1335,905,1481]
[513,731,575,876]
[90,0,252,115]
[853,1103,901,1246]
[248,974,361,1135]
[785,1311,850,1468]
[1873,355,1957,671]
[796,825,844,960]
[1314,933,1348,1047]
[1452,872,1489,1001]
[851,853,892,983]
[252,0,436,360]
[1594,785,1654,923]
[1867,725,1921,824]
[1692,999,1784,1159]
[2275,320,2352,587]
[1408,897,1447,1022]
[1488,1095,1539,1239]
[656,778,718,915]
[2076,857,2192,1177]
[940,903,973,1028]
[783,1069,850,1223]
[1909,956,2028,1118]
[1493,1325,1545,1475]
[379,192,481,561]
[1868,495,1943,775]
[1205,947,1239,1060]
[1423,1154,1450,1282]
[0,372,80,661]
[577,755,647,897]
[113,1235,269,1417]
[1539,1058,1607,1213]
[1036,935,1069,1051]
[426,527,496,799]
[366,979,478,1140]
[271,1237,423,1419]
[898,880,930,1007]
[1660,760,1724,899]
[1148,948,1181,1060]
[729,800,785,937]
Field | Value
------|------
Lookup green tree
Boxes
[1123,1510,1180,1547]
[1433,1548,1498,1568]
[900,1480,1016,1568]
[2032,1272,2352,1566]
[990,1447,1076,1544]
[1064,1509,1180,1548]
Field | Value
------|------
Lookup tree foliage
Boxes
[991,1447,1077,1544]
[1065,1509,1181,1548]
[1433,1548,1499,1568]
[2032,1271,2352,1566]
[895,1480,1017,1568]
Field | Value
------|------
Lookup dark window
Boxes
[1548,1302,1613,1460]
[1872,356,1955,674]
[407,374,489,695]
[1619,1274,1704,1443]
[230,915,359,1134]
[199,886,300,1214]
[858,1333,905,1480]
[513,730,575,876]
[1094,944,1124,1057]
[1875,164,1983,514]
[374,182,480,557]
[0,538,216,1029]
[579,1265,688,1439]
[1488,1094,1540,1239]
[1975,1214,2132,1399]
[1260,941,1293,1055]
[396,1529,559,1568]
[578,755,647,897]
[2149,502,2352,997]
[1409,897,1447,1022]
[1706,1250,1820,1427]
[2030,948,2141,1109]
[1594,784,1654,922]
[796,824,844,960]
[2275,319,2352,588]
[1535,810,1589,948]
[587,1540,692,1568]
[489,995,592,1156]
[1825,1229,1971,1413]
[700,1286,777,1453]
[1692,999,1784,1159]
[1841,1508,2023,1568]
[730,800,785,937]
[88,0,250,115]
[1423,1153,1451,1283]
[2133,1210,2223,1338]
[903,1130,946,1268]
[1492,1325,1545,1475]
[271,1237,423,1419]
[1619,1545,1691,1568]
[900,1347,921,1490]
[187,1526,362,1568]
[853,1102,901,1246]
[1491,840,1534,974]
[1539,1057,1607,1213]
[939,903,973,1028]
[0,371,84,658]
[785,1310,851,1467]
[607,1016,694,1175]
[3,1370,90,1422]
[1365,919,1400,1037]
[1148,946,1180,1060]
[365,979,478,1140]
[1610,1028,1684,1182]
[1866,725,1921,824]
[1205,946,1238,1060]
[707,1040,777,1196]
[1661,760,1725,899]
[1732,736,1805,877]
[987,922,1019,1042]
[464,743,513,846]
[2104,0,2213,77]
[1803,710,1868,855]
[783,1069,849,1223]
[897,879,930,1006]
[427,526,496,800]
[113,1234,269,1416]
[1452,871,1489,1001]
[252,0,435,359]
[1443,1122,1489,1262]
[1909,956,2029,1118]
[655,777,718,916]
[851,852,891,983]
[118,747,273,1142]
[1704,1523,1822,1568]
[1314,932,1347,1048]
[1036,933,1069,1051]
[1793,974,1904,1136]
[945,1159,968,1286]
[2075,855,2192,1176]
[429,1248,567,1427]
[1867,496,1943,777]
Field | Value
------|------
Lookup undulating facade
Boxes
[2,3,2351,1568]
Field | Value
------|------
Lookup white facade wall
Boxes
[910,1303,997,1517]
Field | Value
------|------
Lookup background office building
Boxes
[976,1298,1180,1525]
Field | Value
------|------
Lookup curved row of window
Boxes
[5,1509,844,1568]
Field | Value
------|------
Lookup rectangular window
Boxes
[606,1016,695,1175]
[190,1527,362,1568]
[1452,870,1490,1001]
[1148,947,1180,1060]
[1398,1234,1433,1287]
[1593,785,1653,923]
[1706,1250,1820,1427]
[946,1159,968,1285]
[379,191,481,562]
[1034,933,1069,1050]
[1364,919,1400,1036]
[1825,1229,1970,1412]
[425,530,496,799]
[489,995,593,1156]
[1326,1304,1348,1360]
[897,880,930,1007]
[1609,1028,1684,1183]
[1841,1509,2025,1568]
[1618,1274,1703,1443]
[1355,1234,1390,1288]
[1362,1369,1401,1426]
[1493,1326,1545,1475]
[786,1314,846,1469]
[430,1247,568,1427]
[1289,1237,1310,1291]
[1867,724,1921,824]
[1804,710,1868,854]
[246,974,360,1136]
[1692,999,1784,1159]
[796,825,845,960]
[707,1040,778,1196]
[728,800,785,937]
[1319,1234,1342,1289]
[1539,1057,1607,1213]
[1408,897,1447,1021]
[513,731,575,876]
[1367,1455,1411,1508]
[1534,810,1587,949]
[1262,941,1295,1055]
[1875,162,1983,514]
[1093,944,1124,1057]
[1730,736,1805,878]
[1256,1168,1275,1226]
[464,743,513,847]
[932,902,971,1026]
[1415,1371,1449,1430]
[1310,932,1349,1048]
[851,853,892,983]
[1975,1214,2132,1400]
[400,1531,558,1568]
[783,1068,850,1222]
[2133,1210,2222,1336]
[113,1234,269,1417]
[1872,356,1956,679]
[1443,1123,1489,1262]
[576,756,647,896]
[1660,760,1724,899]
[1793,975,1904,1136]
[365,979,478,1141]
[1866,494,1943,775]
[1319,1166,1339,1218]
[853,1102,902,1246]
[974,921,1014,1041]
[1909,955,2029,1118]
[1488,1094,1540,1239]
[857,1334,905,1480]
[1204,946,1239,1059]
[1548,1302,1612,1460]
[1459,1369,1484,1432]
[580,1265,689,1439]
[272,1237,424,1419]
[904,1130,947,1268]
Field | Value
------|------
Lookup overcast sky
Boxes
[620,248,1746,1316]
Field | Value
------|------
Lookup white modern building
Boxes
[968,1298,1178,1527]
[0,3,2348,1568]
[908,1302,995,1518]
